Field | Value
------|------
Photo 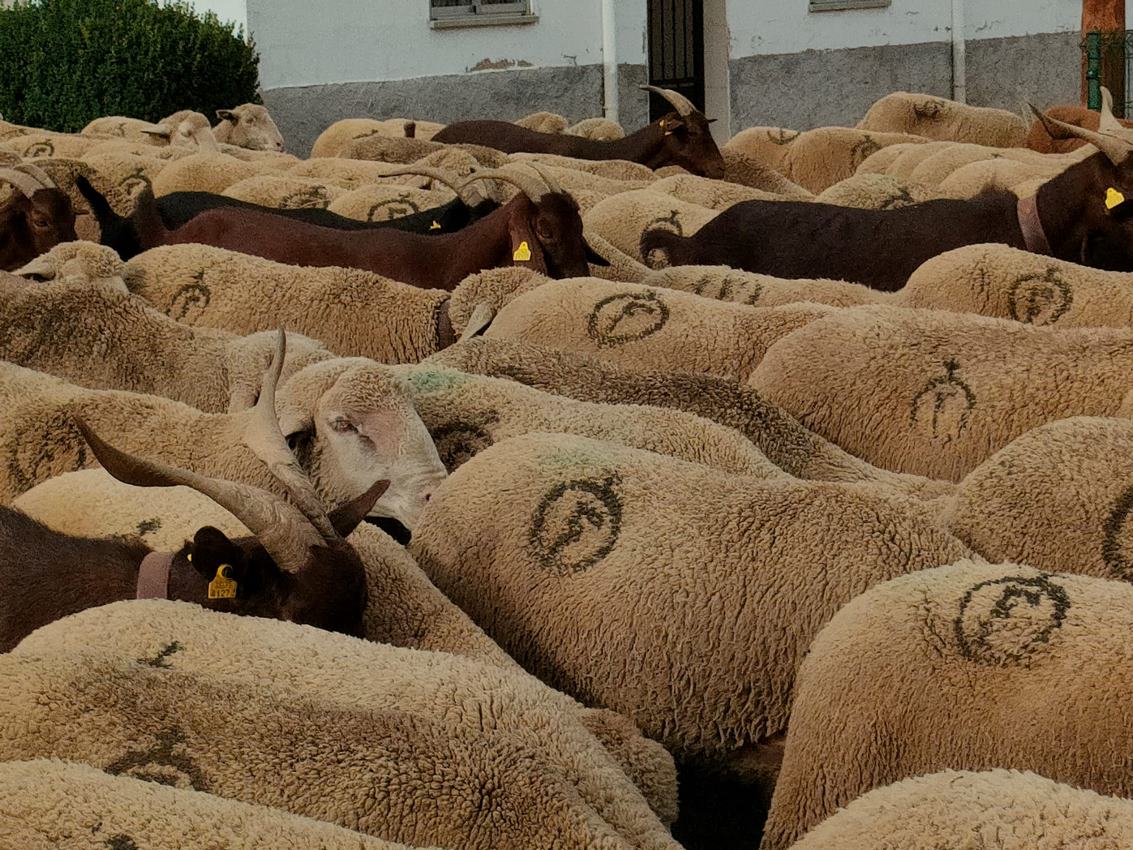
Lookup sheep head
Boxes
[216,104,285,152]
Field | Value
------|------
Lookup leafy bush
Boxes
[0,0,260,132]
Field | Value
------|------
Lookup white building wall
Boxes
[168,0,248,32]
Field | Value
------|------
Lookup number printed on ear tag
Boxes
[208,564,238,600]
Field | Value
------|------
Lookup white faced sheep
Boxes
[762,561,1133,850]
[857,91,1029,147]
[749,304,1133,481]
[212,103,285,152]
[786,769,1133,850]
[427,336,955,502]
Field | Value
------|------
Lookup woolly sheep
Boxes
[723,125,801,172]
[763,561,1133,849]
[584,189,717,261]
[16,238,127,285]
[815,171,939,209]
[395,362,786,477]
[781,128,927,193]
[862,139,957,179]
[410,431,970,770]
[213,103,285,152]
[857,91,1029,148]
[903,243,1133,327]
[1,131,105,159]
[787,769,1133,850]
[0,760,419,850]
[150,149,278,195]
[327,183,454,222]
[904,143,1058,187]
[567,117,626,141]
[82,110,212,147]
[18,600,681,837]
[749,305,1133,481]
[82,151,170,214]
[651,173,785,209]
[934,157,1055,199]
[720,148,813,197]
[510,152,658,182]
[309,118,410,157]
[340,134,509,169]
[124,244,454,362]
[481,277,832,382]
[0,650,666,850]
[0,361,447,530]
[427,337,955,501]
[583,230,652,282]
[515,110,570,134]
[641,265,887,308]
[221,173,349,208]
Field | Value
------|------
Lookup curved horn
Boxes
[0,168,45,198]
[1028,100,1133,166]
[524,161,565,196]
[459,166,549,202]
[639,84,697,118]
[378,164,466,199]
[1099,86,1125,134]
[74,417,321,574]
[15,161,56,188]
[244,329,342,544]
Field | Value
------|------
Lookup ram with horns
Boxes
[0,162,77,270]
[433,86,725,178]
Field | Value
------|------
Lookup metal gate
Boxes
[647,0,705,121]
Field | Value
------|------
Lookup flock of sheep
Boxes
[4,81,1133,850]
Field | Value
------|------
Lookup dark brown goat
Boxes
[127,164,606,290]
[0,164,77,271]
[0,332,388,652]
[642,89,1133,292]
[1025,103,1133,153]
[434,86,725,179]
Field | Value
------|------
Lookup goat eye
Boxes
[31,217,49,228]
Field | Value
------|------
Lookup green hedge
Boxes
[0,0,261,133]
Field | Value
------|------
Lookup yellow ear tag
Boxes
[513,241,532,262]
[207,564,237,600]
[1107,187,1126,210]
[429,220,441,230]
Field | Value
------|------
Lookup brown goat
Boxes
[127,164,606,289]
[434,86,725,179]
[0,164,77,271]
[0,332,388,652]
[1025,103,1133,153]
[643,89,1133,291]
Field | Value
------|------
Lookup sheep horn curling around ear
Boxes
[1028,88,1133,166]
[639,84,698,118]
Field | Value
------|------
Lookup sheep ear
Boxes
[459,302,496,342]
[216,109,237,123]
[141,124,171,141]
[278,410,314,451]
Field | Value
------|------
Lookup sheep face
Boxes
[278,361,448,532]
[216,104,285,152]
[0,189,77,271]
[655,111,725,180]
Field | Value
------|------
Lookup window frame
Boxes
[808,0,891,11]
[430,0,532,21]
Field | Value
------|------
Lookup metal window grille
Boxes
[808,0,891,11]
[430,0,529,20]
[1082,31,1133,119]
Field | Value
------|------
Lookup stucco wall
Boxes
[177,0,247,32]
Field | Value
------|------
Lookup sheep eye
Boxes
[331,418,357,434]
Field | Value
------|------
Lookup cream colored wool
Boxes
[567,117,626,141]
[410,432,969,767]
[1,132,104,159]
[151,150,277,196]
[642,265,887,308]
[446,265,552,332]
[584,189,717,261]
[720,148,813,197]
[16,240,127,285]
[945,416,1133,578]
[905,143,1058,188]
[427,337,955,501]
[723,126,801,172]
[510,152,657,183]
[327,184,454,222]
[287,156,434,187]
[816,172,939,209]
[903,244,1133,327]
[787,769,1133,850]
[125,244,451,362]
[651,173,786,209]
[18,601,680,838]
[483,278,832,382]
[781,128,927,193]
[212,103,285,152]
[310,119,402,157]
[857,91,1030,148]
[395,363,786,477]
[81,110,209,147]
[83,115,163,138]
[866,139,957,179]
[221,173,349,208]
[82,151,170,214]
[0,277,332,413]
[750,305,1133,481]
[515,110,570,134]
[762,561,1133,850]
[934,157,1057,198]
[341,134,509,169]
[82,138,194,161]
[0,651,662,850]
[0,760,422,850]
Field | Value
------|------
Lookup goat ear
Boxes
[216,109,237,123]
[188,526,244,580]
[460,302,497,341]
[507,211,549,275]
[278,410,314,451]
[328,478,391,538]
[584,239,611,267]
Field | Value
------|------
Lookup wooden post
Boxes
[1082,0,1126,113]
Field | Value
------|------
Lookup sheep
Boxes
[221,173,349,208]
[81,150,170,213]
[82,110,211,146]
[786,769,1133,850]
[902,243,1133,327]
[0,760,422,850]
[15,238,127,283]
[641,93,1133,290]
[859,139,955,178]
[815,171,939,209]
[719,148,813,197]
[477,277,832,383]
[568,116,626,141]
[17,600,681,837]
[310,118,442,158]
[641,265,887,308]
[437,87,725,178]
[762,561,1133,850]
[340,133,510,169]
[327,182,455,222]
[212,103,285,152]
[0,163,77,270]
[857,91,1029,147]
[651,173,788,210]
[934,157,1057,199]
[409,431,969,774]
[515,110,570,134]
[750,304,1133,481]
[722,126,801,172]
[946,416,1133,579]
[150,149,281,195]
[394,362,786,477]
[776,127,928,193]
[427,336,956,502]
[510,152,658,183]
[2,262,334,412]
[0,649,675,850]
[1,131,106,159]
[0,356,447,531]
[584,189,718,261]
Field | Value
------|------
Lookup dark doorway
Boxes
[647,0,705,120]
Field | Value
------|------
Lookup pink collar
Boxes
[1017,193,1052,256]
[136,552,173,600]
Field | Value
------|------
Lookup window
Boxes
[430,0,534,26]
[809,0,890,11]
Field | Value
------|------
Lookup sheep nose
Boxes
[423,491,432,503]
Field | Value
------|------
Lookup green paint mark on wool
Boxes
[403,366,470,395]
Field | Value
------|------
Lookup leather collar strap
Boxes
[1017,194,1052,256]
[136,552,173,600]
